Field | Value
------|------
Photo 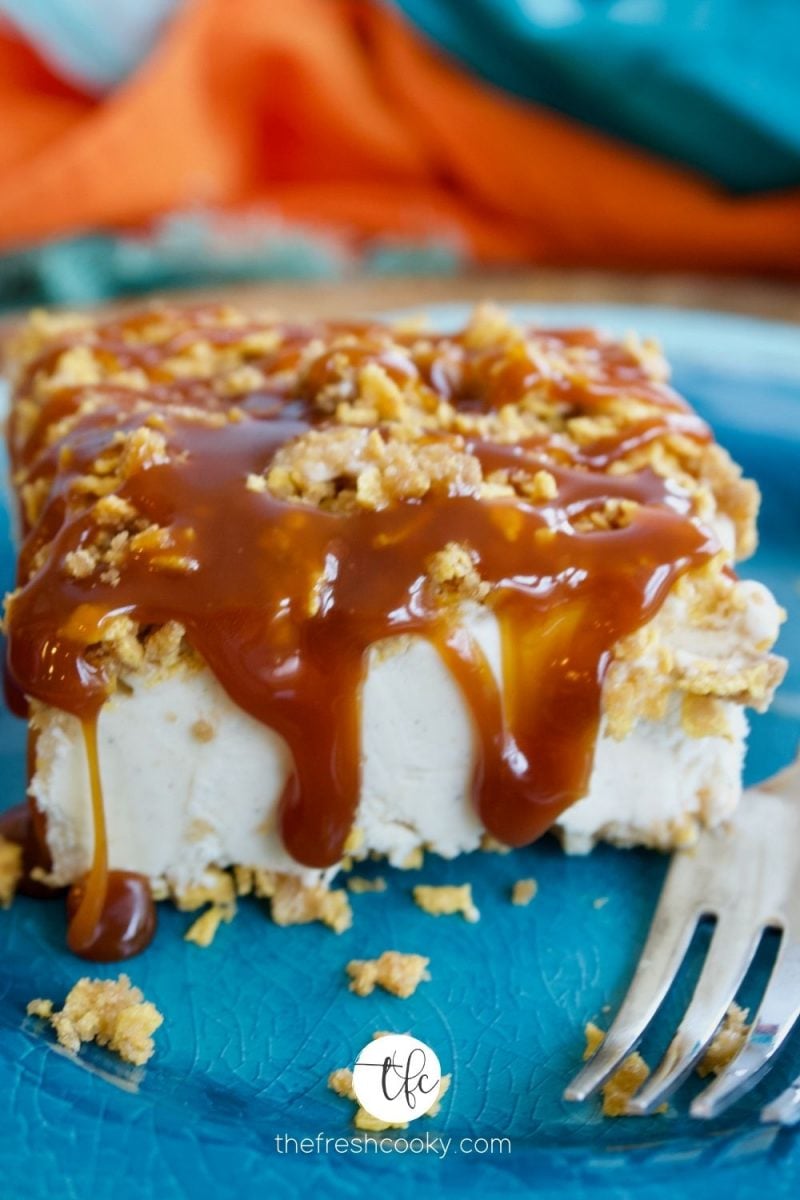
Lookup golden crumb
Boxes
[184,904,235,947]
[697,1003,750,1078]
[398,847,425,870]
[413,883,479,923]
[583,1023,666,1117]
[175,866,236,912]
[175,867,237,947]
[342,827,365,855]
[346,876,387,894]
[0,835,23,908]
[425,542,489,604]
[26,998,54,1019]
[603,564,785,741]
[347,951,431,998]
[233,864,255,896]
[680,693,732,740]
[480,833,512,854]
[265,426,482,514]
[270,876,352,933]
[328,1067,355,1099]
[571,497,639,534]
[527,469,559,503]
[233,867,352,933]
[462,302,517,351]
[601,1053,651,1117]
[593,896,609,910]
[583,1021,606,1061]
[511,878,538,906]
[31,975,162,1065]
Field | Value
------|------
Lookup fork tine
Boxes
[625,919,764,1115]
[564,890,700,1102]
[692,939,800,1120]
[761,1077,800,1126]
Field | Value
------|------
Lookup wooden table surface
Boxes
[161,268,800,323]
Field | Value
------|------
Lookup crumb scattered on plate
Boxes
[412,883,479,922]
[583,1023,666,1117]
[328,1066,356,1098]
[0,836,23,908]
[511,878,538,906]
[184,904,237,947]
[583,1020,606,1060]
[601,1052,653,1117]
[480,834,511,854]
[347,951,430,997]
[27,974,163,1065]
[697,1002,750,1078]
[26,998,54,1019]
[174,866,237,946]
[234,866,352,933]
[346,876,387,894]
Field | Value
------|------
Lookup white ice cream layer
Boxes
[29,591,771,893]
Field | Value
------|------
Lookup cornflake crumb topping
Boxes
[0,835,23,908]
[265,428,482,514]
[697,1002,750,1078]
[27,974,162,1065]
[413,883,480,923]
[7,301,785,737]
[511,878,538,906]
[347,951,431,998]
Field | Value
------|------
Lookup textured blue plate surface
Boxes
[1,304,798,1198]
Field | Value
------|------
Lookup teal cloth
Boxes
[394,0,800,193]
[0,213,463,311]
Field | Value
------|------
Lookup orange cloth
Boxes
[0,0,799,271]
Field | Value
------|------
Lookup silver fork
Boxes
[564,758,800,1123]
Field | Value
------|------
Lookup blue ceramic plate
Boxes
[1,304,798,1199]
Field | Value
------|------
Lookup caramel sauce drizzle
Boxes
[5,309,718,957]
[63,721,155,960]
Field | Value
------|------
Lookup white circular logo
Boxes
[352,1034,442,1124]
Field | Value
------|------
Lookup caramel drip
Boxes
[65,719,155,960]
[4,308,721,956]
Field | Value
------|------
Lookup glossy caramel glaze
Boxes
[4,305,725,956]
